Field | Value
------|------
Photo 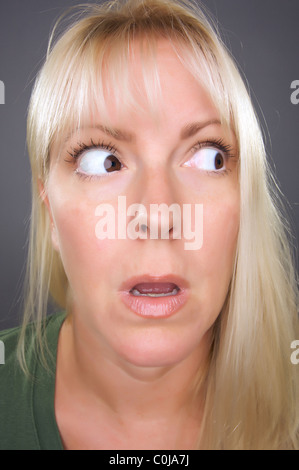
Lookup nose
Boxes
[129,165,181,240]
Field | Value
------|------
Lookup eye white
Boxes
[78,149,117,175]
[185,148,225,171]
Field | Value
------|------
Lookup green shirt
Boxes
[0,312,66,450]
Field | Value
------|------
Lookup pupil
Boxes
[104,155,121,172]
[215,152,223,170]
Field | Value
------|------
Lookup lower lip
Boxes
[118,289,189,319]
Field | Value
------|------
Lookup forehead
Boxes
[50,35,232,156]
[66,39,220,138]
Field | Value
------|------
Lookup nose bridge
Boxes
[131,163,180,238]
[143,161,174,199]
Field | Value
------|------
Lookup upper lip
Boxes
[119,274,190,293]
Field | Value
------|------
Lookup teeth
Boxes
[131,288,179,297]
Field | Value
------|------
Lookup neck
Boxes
[57,308,210,422]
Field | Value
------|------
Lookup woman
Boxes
[0,0,298,450]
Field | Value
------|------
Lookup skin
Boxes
[42,39,240,449]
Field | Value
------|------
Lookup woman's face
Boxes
[44,40,239,369]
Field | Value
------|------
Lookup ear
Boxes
[38,179,60,252]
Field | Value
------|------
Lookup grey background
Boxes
[0,0,298,330]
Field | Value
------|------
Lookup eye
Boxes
[184,147,226,172]
[76,148,122,176]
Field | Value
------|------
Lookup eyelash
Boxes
[66,139,119,160]
[65,137,235,180]
[65,139,121,181]
[191,137,235,176]
[193,137,234,157]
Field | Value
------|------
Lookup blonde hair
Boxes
[19,0,299,449]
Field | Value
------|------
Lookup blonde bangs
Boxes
[28,0,240,182]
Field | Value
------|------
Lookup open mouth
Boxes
[119,275,189,318]
[129,282,180,297]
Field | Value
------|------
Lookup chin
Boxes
[112,332,201,370]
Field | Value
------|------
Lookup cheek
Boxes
[52,198,116,290]
[201,197,239,284]
[185,196,239,326]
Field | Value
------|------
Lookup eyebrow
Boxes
[96,125,134,142]
[64,124,134,144]
[180,119,222,140]
[65,119,222,144]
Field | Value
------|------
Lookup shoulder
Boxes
[0,311,66,371]
[0,312,66,450]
